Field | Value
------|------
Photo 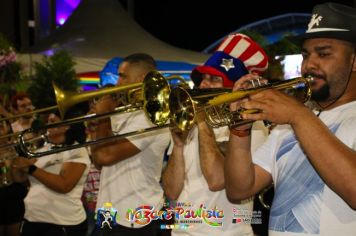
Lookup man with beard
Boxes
[225,3,356,236]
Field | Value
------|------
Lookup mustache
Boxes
[303,72,326,81]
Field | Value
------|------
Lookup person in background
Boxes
[0,118,27,236]
[10,93,34,135]
[225,3,356,235]
[82,100,101,236]
[91,53,170,236]
[162,33,269,236]
[12,104,90,236]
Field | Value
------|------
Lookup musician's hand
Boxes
[229,73,267,131]
[230,73,268,112]
[240,89,310,125]
[170,128,189,148]
[12,157,37,172]
[94,95,117,115]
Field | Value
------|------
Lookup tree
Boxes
[0,33,29,109]
[27,50,80,109]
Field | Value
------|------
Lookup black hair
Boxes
[123,53,157,71]
[63,102,89,145]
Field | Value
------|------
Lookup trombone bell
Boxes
[53,81,142,119]
[143,71,171,126]
[142,70,189,127]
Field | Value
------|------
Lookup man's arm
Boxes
[12,157,87,193]
[90,96,140,168]
[162,131,186,200]
[90,117,140,167]
[242,89,356,209]
[225,130,272,202]
[197,118,225,192]
[224,73,273,200]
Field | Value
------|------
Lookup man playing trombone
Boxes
[90,53,170,236]
[225,3,356,235]
[162,33,269,236]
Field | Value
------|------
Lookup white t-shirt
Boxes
[253,101,356,236]
[169,121,268,236]
[11,119,31,133]
[24,145,90,225]
[95,110,170,228]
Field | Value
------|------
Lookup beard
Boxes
[311,83,330,101]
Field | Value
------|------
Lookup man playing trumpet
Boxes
[225,3,356,235]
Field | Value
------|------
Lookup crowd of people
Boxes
[0,2,355,236]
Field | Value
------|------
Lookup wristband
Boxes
[229,128,251,137]
[28,165,38,175]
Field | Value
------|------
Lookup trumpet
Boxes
[169,76,314,131]
[16,71,187,158]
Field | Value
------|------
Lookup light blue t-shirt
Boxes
[253,101,356,236]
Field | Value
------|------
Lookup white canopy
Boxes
[22,0,209,73]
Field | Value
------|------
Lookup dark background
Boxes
[132,0,355,51]
[0,0,355,52]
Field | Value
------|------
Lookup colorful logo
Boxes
[126,203,224,227]
[96,202,118,229]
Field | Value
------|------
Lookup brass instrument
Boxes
[53,82,144,119]
[0,82,143,124]
[143,70,189,126]
[169,76,314,131]
[0,106,58,123]
[0,134,47,151]
[169,87,231,131]
[0,82,143,142]
[17,71,187,158]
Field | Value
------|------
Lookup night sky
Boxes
[133,0,354,51]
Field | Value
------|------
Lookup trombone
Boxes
[0,81,144,123]
[16,71,187,158]
[0,82,143,142]
[0,106,58,123]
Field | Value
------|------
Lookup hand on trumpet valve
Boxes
[230,73,267,112]
[239,88,311,125]
[232,73,268,91]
